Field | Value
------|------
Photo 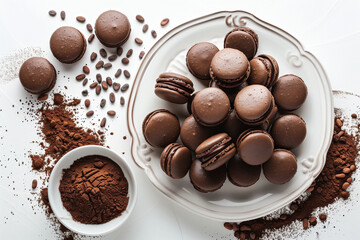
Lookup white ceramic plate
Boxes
[127,11,333,221]
[48,145,137,236]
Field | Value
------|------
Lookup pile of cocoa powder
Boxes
[59,155,129,224]
[224,116,358,240]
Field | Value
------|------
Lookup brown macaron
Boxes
[186,42,219,80]
[155,72,194,104]
[210,48,250,88]
[95,10,131,47]
[50,26,87,64]
[189,159,226,193]
[227,154,261,187]
[19,57,57,94]
[191,87,231,127]
[234,85,275,126]
[160,143,192,179]
[195,133,236,171]
[236,129,274,165]
[142,109,180,148]
[180,115,216,151]
[248,54,279,88]
[270,114,306,149]
[263,149,297,184]
[220,109,248,141]
[224,27,259,60]
[272,74,308,111]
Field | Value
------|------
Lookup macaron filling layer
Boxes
[209,63,250,88]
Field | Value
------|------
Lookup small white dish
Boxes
[128,10,333,221]
[48,145,137,236]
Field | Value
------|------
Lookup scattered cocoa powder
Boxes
[225,117,358,239]
[31,155,45,170]
[59,155,129,224]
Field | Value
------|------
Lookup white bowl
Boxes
[127,10,333,221]
[48,145,137,236]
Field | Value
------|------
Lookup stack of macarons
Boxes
[18,10,131,95]
[144,26,308,193]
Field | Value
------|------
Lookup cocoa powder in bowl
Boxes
[59,155,129,224]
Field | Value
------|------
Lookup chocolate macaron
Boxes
[155,72,194,104]
[224,27,259,60]
[186,42,219,80]
[210,48,250,88]
[195,133,236,171]
[248,54,279,88]
[160,143,192,179]
[19,57,57,94]
[263,149,297,184]
[270,114,306,149]
[234,85,275,126]
[50,26,87,64]
[272,74,308,111]
[191,87,231,127]
[227,154,261,187]
[236,129,274,165]
[189,159,226,193]
[180,115,216,151]
[142,109,180,148]
[95,10,131,47]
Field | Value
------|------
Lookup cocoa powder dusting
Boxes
[225,117,358,239]
[59,155,129,224]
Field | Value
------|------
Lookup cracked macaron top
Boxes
[155,72,194,104]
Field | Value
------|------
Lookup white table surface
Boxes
[1,0,360,239]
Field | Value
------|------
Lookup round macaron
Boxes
[19,57,57,94]
[270,114,306,149]
[220,109,248,141]
[95,10,131,47]
[155,72,194,104]
[234,85,275,126]
[160,143,192,179]
[236,129,274,165]
[142,109,180,148]
[263,149,297,184]
[189,159,226,193]
[209,79,248,106]
[195,133,236,171]
[227,154,261,187]
[186,42,219,80]
[210,48,250,88]
[180,115,216,151]
[248,54,279,88]
[272,74,308,111]
[191,87,231,127]
[224,27,259,60]
[50,26,87,64]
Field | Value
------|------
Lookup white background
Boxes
[0,0,360,239]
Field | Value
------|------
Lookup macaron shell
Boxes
[160,143,178,174]
[158,72,194,86]
[186,42,219,80]
[201,143,236,171]
[270,114,306,149]
[237,130,274,165]
[19,57,57,94]
[169,146,192,179]
[95,10,131,47]
[234,85,273,122]
[263,149,297,184]
[227,155,261,187]
[50,26,86,63]
[260,54,279,88]
[154,85,190,104]
[180,115,216,151]
[224,27,258,60]
[248,58,270,86]
[143,110,180,148]
[189,159,226,193]
[195,133,229,155]
[272,74,307,111]
[191,87,231,127]
[210,48,249,80]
